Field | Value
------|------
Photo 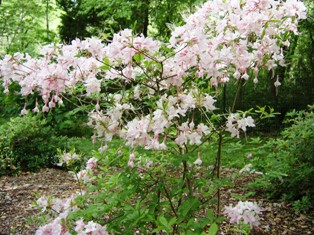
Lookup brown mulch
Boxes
[0,168,81,235]
[0,168,313,235]
[219,168,314,235]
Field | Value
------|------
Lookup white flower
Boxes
[274,79,281,87]
[36,196,48,212]
[20,107,28,115]
[33,106,40,113]
[223,201,262,228]
[194,152,202,165]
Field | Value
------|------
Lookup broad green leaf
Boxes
[208,223,218,235]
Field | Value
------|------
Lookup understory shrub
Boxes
[0,115,82,175]
[249,105,314,211]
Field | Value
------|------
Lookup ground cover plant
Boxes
[246,105,314,212]
[0,0,308,234]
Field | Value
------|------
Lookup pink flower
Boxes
[42,105,49,113]
[20,107,28,115]
[274,76,281,87]
[223,201,262,228]
[84,221,108,235]
[201,94,216,111]
[128,153,136,168]
[98,145,108,153]
[74,219,86,234]
[33,105,40,113]
[35,222,62,235]
[226,113,255,138]
[129,153,135,161]
[76,169,90,182]
[95,100,100,111]
[86,157,98,170]
[85,77,101,96]
[246,153,253,159]
[128,160,135,168]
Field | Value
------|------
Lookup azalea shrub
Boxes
[35,145,229,234]
[0,0,307,234]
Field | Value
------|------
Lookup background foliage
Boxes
[0,114,95,175]
[247,105,314,211]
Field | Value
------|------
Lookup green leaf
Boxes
[207,209,215,223]
[208,223,218,235]
[133,53,144,63]
[157,216,168,228]
[100,58,111,70]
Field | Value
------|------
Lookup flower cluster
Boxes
[75,157,98,182]
[35,194,78,235]
[223,201,262,227]
[0,0,306,152]
[57,151,81,166]
[226,113,255,138]
[34,157,104,235]
[169,0,306,86]
[74,220,108,235]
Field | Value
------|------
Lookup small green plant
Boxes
[292,196,311,213]
[0,115,83,175]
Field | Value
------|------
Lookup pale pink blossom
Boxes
[129,153,135,161]
[35,221,62,235]
[98,145,108,153]
[42,105,49,113]
[86,157,98,170]
[194,152,202,165]
[20,106,28,115]
[246,153,253,159]
[274,79,281,87]
[128,160,135,168]
[223,201,262,228]
[84,221,108,235]
[74,219,86,234]
[58,152,80,166]
[226,114,255,137]
[76,169,90,182]
[33,105,40,113]
[201,94,216,111]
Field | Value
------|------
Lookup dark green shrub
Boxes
[0,115,78,175]
[45,103,93,137]
[249,105,314,210]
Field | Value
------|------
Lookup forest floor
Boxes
[0,168,313,235]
